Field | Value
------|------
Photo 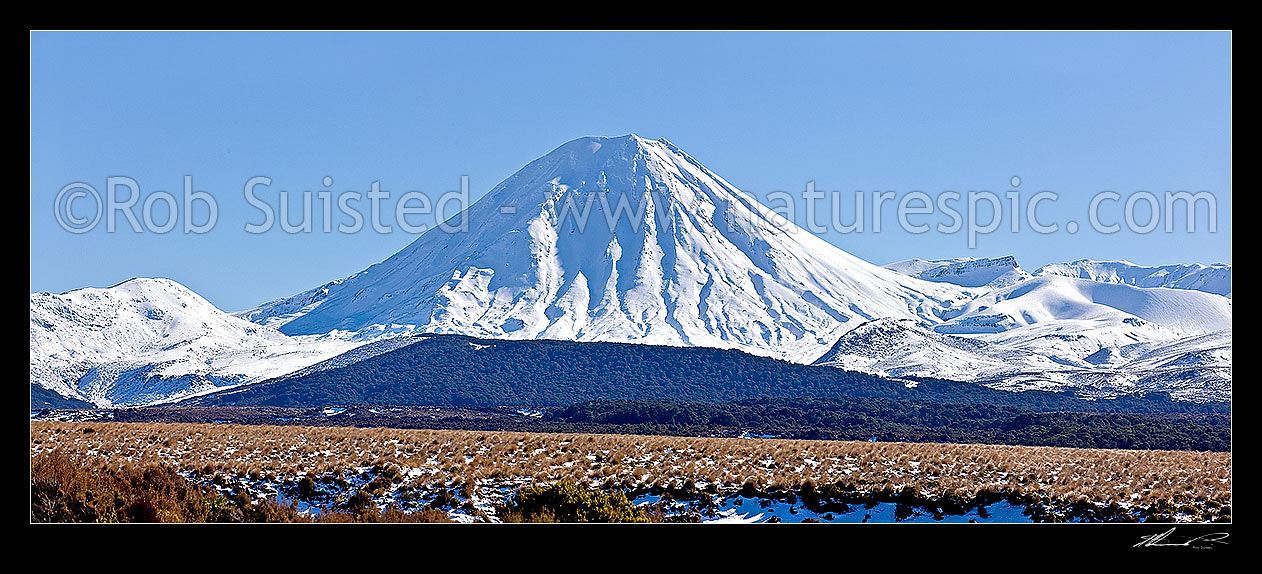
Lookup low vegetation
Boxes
[497,479,649,523]
[31,421,1230,523]
[30,449,450,523]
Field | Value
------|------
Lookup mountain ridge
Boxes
[30,278,357,406]
[30,136,1233,407]
[246,134,972,362]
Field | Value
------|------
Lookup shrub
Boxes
[297,476,317,500]
[31,450,208,523]
[497,479,649,523]
[29,451,449,523]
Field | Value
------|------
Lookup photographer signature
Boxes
[1135,527,1229,548]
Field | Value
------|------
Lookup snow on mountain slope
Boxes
[812,275,1231,401]
[927,275,1231,391]
[30,278,359,407]
[885,256,1031,289]
[875,259,1232,395]
[935,275,1231,337]
[265,333,431,381]
[1120,329,1232,401]
[233,277,356,328]
[1127,329,1232,371]
[969,327,1233,402]
[814,319,1232,402]
[250,134,973,362]
[1034,260,1231,298]
[811,318,1069,382]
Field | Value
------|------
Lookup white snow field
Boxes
[31,135,1232,405]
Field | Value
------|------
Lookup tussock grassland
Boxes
[30,421,1230,510]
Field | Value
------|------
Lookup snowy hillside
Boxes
[936,275,1231,337]
[233,277,356,329]
[811,318,1069,382]
[30,278,358,407]
[1034,260,1231,298]
[249,134,972,362]
[1119,329,1232,400]
[885,256,1232,299]
[885,256,1031,289]
[813,277,1233,401]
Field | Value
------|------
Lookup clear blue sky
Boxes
[30,31,1231,311]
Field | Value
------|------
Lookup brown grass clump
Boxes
[29,448,451,523]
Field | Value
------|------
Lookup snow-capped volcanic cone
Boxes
[244,135,970,361]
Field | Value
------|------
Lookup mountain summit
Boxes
[242,135,969,361]
[32,136,1232,406]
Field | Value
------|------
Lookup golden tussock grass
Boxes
[30,421,1231,508]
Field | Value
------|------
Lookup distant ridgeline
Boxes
[188,334,1228,415]
[30,384,94,409]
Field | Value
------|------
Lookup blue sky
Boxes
[30,31,1231,311]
